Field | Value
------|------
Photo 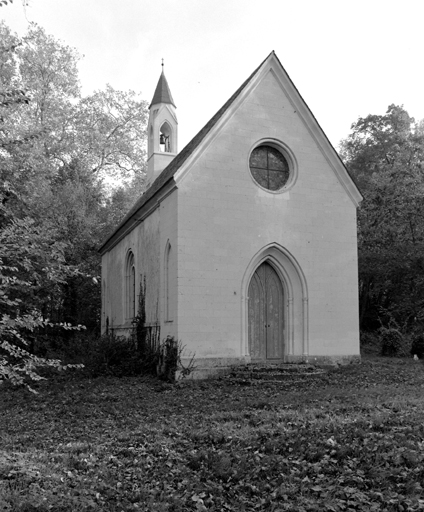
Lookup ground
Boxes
[1,358,424,511]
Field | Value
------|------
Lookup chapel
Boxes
[99,51,363,375]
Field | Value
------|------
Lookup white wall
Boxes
[101,208,161,335]
[174,69,359,361]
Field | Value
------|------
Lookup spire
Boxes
[146,61,178,186]
[149,63,176,109]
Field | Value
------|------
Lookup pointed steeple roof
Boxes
[149,71,176,109]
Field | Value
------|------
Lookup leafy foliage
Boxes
[133,279,193,381]
[32,327,193,382]
[341,105,424,332]
[76,85,148,180]
[55,332,145,378]
[0,21,149,386]
[0,211,85,390]
[359,330,381,356]
[410,333,424,359]
[379,327,404,357]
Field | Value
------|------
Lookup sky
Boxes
[2,0,424,152]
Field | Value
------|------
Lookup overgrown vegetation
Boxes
[0,211,86,390]
[29,330,189,383]
[341,105,424,341]
[133,277,161,376]
[48,333,144,378]
[379,327,405,357]
[360,327,423,359]
[1,358,424,511]
[29,279,190,382]
[0,21,148,386]
[410,333,424,359]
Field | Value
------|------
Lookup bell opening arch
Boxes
[159,121,173,153]
[240,243,309,362]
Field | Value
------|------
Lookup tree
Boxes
[341,105,424,331]
[0,21,148,387]
[1,21,148,309]
[0,198,86,389]
[76,85,147,180]
[1,22,147,203]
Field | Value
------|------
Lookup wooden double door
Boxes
[248,262,285,360]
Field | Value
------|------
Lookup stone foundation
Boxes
[176,354,361,380]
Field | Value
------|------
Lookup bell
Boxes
[160,133,166,145]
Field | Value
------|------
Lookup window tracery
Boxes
[249,145,290,191]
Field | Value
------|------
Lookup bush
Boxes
[60,332,143,378]
[34,331,192,381]
[31,332,142,378]
[360,330,380,355]
[410,333,424,359]
[29,325,194,381]
[380,328,404,357]
[157,336,179,382]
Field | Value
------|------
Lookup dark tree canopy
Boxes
[341,105,424,331]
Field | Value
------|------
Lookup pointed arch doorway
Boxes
[248,261,285,360]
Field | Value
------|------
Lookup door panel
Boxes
[266,265,284,359]
[248,262,284,360]
[248,272,266,359]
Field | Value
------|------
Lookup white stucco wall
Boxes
[174,69,360,362]
[159,190,178,341]
[101,208,161,334]
[101,189,179,344]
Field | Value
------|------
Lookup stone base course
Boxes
[176,354,361,380]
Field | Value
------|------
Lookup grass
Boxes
[1,357,424,511]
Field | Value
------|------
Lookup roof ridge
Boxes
[270,52,361,194]
[99,52,273,253]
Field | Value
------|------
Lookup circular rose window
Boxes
[249,145,290,191]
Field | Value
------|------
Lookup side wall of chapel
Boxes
[101,190,178,341]
[101,209,161,335]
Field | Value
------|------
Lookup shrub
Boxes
[38,331,193,381]
[410,333,424,359]
[59,332,142,378]
[360,330,380,355]
[380,328,404,357]
[133,278,195,381]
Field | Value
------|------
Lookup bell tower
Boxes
[146,62,178,187]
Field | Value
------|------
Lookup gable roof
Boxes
[99,51,362,254]
[149,71,176,109]
[99,53,271,253]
